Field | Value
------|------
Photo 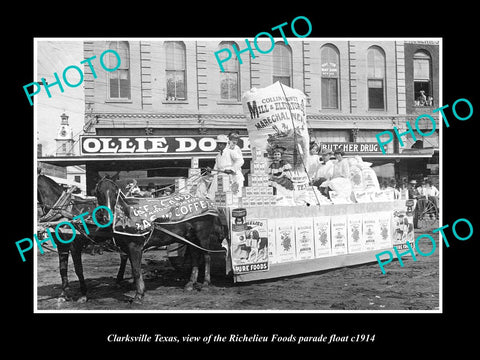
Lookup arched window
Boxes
[321,44,340,109]
[165,41,186,100]
[107,41,130,99]
[272,43,292,87]
[413,50,432,106]
[367,46,385,110]
[219,41,240,101]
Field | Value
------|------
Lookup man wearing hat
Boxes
[212,134,244,195]
[407,179,422,228]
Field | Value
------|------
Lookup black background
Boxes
[7,5,478,355]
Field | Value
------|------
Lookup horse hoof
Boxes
[202,282,211,290]
[130,296,143,305]
[184,282,194,291]
[193,282,203,291]
[59,293,71,301]
[77,296,87,303]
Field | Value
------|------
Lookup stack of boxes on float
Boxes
[240,147,276,207]
[214,171,239,207]
[175,157,200,194]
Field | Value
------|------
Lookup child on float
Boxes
[268,146,294,192]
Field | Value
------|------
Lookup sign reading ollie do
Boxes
[80,135,250,156]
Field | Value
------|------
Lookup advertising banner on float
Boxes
[362,213,378,251]
[295,218,315,260]
[275,218,297,263]
[230,209,269,274]
[113,192,218,236]
[377,212,393,249]
[267,220,277,264]
[242,82,310,194]
[313,216,332,258]
[347,214,363,253]
[331,215,348,255]
[392,209,415,250]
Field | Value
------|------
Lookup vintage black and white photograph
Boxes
[33,37,442,312]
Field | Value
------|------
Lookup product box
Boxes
[376,212,393,249]
[353,190,372,203]
[260,187,271,195]
[250,161,268,174]
[313,216,332,258]
[242,187,254,197]
[347,214,363,253]
[251,147,266,162]
[190,157,199,169]
[217,174,231,192]
[330,215,348,255]
[248,174,269,187]
[294,218,315,260]
[275,218,296,263]
[267,218,277,264]
[251,186,260,196]
[175,177,186,193]
[362,213,378,251]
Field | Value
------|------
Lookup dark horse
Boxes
[95,177,225,303]
[37,174,111,302]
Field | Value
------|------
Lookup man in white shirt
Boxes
[226,131,245,194]
[212,134,244,196]
[419,180,439,209]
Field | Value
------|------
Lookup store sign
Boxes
[80,135,250,156]
[319,142,385,153]
[321,62,338,77]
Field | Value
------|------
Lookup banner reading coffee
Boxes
[113,192,219,236]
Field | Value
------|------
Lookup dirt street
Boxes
[36,224,440,311]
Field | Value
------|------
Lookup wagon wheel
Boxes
[417,199,438,229]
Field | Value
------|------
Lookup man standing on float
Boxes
[210,134,245,196]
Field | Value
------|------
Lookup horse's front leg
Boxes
[57,247,70,300]
[127,241,145,304]
[203,253,211,288]
[71,239,87,303]
[116,251,128,285]
[185,248,200,291]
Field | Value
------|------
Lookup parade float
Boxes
[105,82,416,284]
[207,82,415,282]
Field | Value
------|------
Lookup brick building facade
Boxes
[73,39,440,193]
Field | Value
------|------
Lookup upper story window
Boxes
[219,41,240,101]
[165,41,186,101]
[321,44,340,109]
[272,43,292,87]
[413,50,433,106]
[107,41,131,100]
[367,46,386,110]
